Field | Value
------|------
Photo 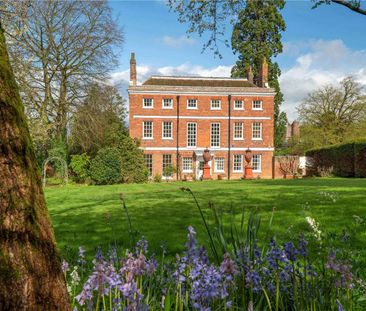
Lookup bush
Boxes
[153,173,162,183]
[306,141,366,177]
[118,136,148,183]
[70,153,91,183]
[89,148,122,185]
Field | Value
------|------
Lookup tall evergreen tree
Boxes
[231,0,288,148]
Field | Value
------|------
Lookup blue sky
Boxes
[109,0,366,119]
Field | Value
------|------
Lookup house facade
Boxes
[128,53,275,180]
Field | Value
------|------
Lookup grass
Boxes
[46,178,366,267]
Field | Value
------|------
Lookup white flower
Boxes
[70,266,80,286]
[306,216,322,241]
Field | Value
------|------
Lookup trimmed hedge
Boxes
[306,141,366,177]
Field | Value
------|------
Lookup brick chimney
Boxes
[257,57,269,88]
[130,52,136,86]
[246,65,254,84]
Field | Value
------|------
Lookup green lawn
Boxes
[46,178,366,264]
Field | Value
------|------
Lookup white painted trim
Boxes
[162,98,174,109]
[233,154,243,173]
[187,99,198,109]
[129,90,276,96]
[161,121,173,140]
[142,98,154,109]
[133,115,271,120]
[149,76,249,81]
[186,122,197,148]
[142,121,153,139]
[140,147,274,151]
[252,154,262,173]
[210,99,221,110]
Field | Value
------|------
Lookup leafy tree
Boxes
[168,0,288,148]
[231,0,287,147]
[312,0,366,15]
[118,136,148,184]
[297,76,366,146]
[69,83,127,157]
[0,21,70,309]
[4,0,123,146]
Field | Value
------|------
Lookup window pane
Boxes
[143,121,153,138]
[144,154,153,176]
[210,123,220,147]
[143,98,153,108]
[252,100,262,109]
[187,123,197,147]
[162,121,173,139]
[215,157,225,172]
[252,122,262,139]
[211,99,221,109]
[233,154,243,172]
[163,98,173,108]
[252,154,261,172]
[182,157,193,172]
[234,122,243,139]
[234,100,244,109]
[162,154,172,177]
[187,99,197,108]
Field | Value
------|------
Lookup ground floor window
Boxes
[162,154,173,177]
[214,157,225,172]
[252,154,262,172]
[182,157,193,172]
[144,154,153,176]
[233,154,243,172]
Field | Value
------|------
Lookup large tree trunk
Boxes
[0,24,71,310]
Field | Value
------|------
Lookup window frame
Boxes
[210,122,220,148]
[182,157,193,173]
[233,100,244,110]
[252,100,263,110]
[187,122,197,148]
[162,121,173,140]
[142,121,153,140]
[144,154,153,176]
[210,99,221,110]
[162,154,173,178]
[252,122,262,140]
[214,157,225,173]
[233,154,243,172]
[252,154,262,172]
[143,98,154,109]
[233,122,244,140]
[162,98,173,109]
[187,99,198,110]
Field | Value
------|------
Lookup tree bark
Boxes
[0,24,71,311]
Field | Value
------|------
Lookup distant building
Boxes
[286,121,300,143]
[128,53,275,180]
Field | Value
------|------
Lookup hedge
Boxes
[305,141,366,177]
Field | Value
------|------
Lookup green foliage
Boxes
[69,83,127,157]
[163,165,176,179]
[118,136,148,183]
[47,138,68,175]
[306,141,366,177]
[231,0,287,148]
[70,153,91,183]
[89,148,122,185]
[153,173,162,183]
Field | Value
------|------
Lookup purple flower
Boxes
[136,237,148,255]
[78,246,86,266]
[61,260,69,273]
[220,253,238,276]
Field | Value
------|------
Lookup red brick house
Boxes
[128,53,275,180]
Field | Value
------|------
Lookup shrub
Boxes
[354,141,366,177]
[153,173,162,183]
[89,148,122,185]
[70,153,91,183]
[118,136,148,183]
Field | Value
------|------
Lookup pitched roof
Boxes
[142,76,256,88]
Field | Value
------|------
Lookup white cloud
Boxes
[280,39,366,120]
[162,35,196,48]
